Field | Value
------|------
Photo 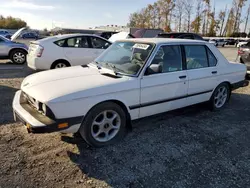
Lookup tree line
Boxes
[128,0,250,37]
[0,15,27,29]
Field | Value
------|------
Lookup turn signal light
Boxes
[58,123,68,129]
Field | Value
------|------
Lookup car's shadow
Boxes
[0,63,34,79]
[62,92,250,188]
[0,85,19,126]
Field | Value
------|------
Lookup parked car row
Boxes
[12,36,248,147]
[238,41,250,75]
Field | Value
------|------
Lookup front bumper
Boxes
[12,90,83,133]
[231,80,249,90]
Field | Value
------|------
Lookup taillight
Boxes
[238,49,244,55]
[37,45,44,57]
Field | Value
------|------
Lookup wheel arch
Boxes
[51,59,71,69]
[8,47,28,57]
[211,81,232,99]
[82,99,132,131]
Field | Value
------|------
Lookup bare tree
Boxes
[191,0,203,33]
[244,4,250,33]
[175,0,184,32]
[203,0,211,35]
[233,0,247,33]
[183,0,193,32]
[158,0,175,31]
[219,6,227,36]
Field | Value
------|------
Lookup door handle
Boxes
[212,71,217,74]
[179,75,187,79]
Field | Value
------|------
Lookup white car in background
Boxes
[236,40,249,48]
[27,34,112,70]
[13,38,248,147]
[209,39,226,47]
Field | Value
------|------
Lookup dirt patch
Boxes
[1,64,250,188]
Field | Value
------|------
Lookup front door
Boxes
[139,45,189,118]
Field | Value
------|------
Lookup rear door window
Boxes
[184,45,209,69]
[55,37,90,48]
[90,37,111,49]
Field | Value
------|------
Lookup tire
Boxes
[79,102,127,147]
[222,44,225,47]
[209,83,231,111]
[10,49,27,64]
[51,61,70,69]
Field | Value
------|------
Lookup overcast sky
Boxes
[0,0,249,30]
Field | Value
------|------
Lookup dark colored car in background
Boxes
[21,32,38,40]
[238,41,250,75]
[156,32,204,40]
[225,38,236,45]
[95,31,118,39]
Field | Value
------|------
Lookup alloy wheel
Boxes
[91,110,121,142]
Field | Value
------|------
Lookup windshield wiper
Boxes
[90,61,102,69]
[105,63,123,76]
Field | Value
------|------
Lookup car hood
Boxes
[11,27,27,41]
[21,66,133,103]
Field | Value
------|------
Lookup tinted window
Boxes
[206,48,217,66]
[66,37,89,48]
[151,45,183,73]
[90,37,110,49]
[54,39,65,47]
[184,45,208,69]
[0,38,4,42]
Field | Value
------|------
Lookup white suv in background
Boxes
[27,34,112,70]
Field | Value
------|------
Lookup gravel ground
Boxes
[1,47,250,188]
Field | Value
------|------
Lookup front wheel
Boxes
[79,102,127,147]
[10,49,27,64]
[209,83,230,110]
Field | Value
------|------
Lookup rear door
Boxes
[88,36,111,60]
[184,45,219,106]
[63,36,92,66]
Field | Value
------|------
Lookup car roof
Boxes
[117,38,207,45]
[52,33,100,39]
[35,33,107,43]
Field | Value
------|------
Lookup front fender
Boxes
[48,89,140,121]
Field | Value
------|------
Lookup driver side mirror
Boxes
[145,64,162,75]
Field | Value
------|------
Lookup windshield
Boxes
[94,41,154,76]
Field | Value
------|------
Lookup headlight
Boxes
[42,103,47,115]
[35,100,40,110]
[41,103,55,120]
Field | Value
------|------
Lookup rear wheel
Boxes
[209,83,230,110]
[51,61,70,69]
[10,49,27,64]
[79,102,127,147]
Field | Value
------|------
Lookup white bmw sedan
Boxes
[13,38,248,147]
